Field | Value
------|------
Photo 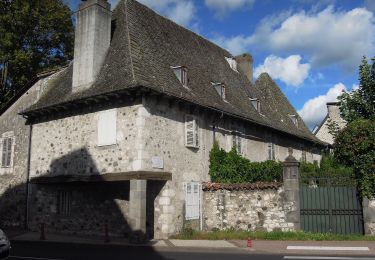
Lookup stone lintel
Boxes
[30,171,172,184]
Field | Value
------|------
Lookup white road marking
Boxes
[284,257,375,260]
[9,256,65,260]
[287,246,370,251]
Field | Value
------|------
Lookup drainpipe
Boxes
[23,117,33,230]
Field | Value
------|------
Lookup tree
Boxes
[0,0,74,104]
[334,119,375,197]
[338,57,375,122]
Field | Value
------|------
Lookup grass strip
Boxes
[172,229,375,241]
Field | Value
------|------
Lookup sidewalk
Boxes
[232,239,375,256]
[8,230,375,256]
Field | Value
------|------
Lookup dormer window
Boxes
[225,57,238,72]
[172,66,188,87]
[250,98,260,112]
[212,82,226,100]
[289,114,298,127]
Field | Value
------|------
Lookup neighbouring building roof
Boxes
[21,0,323,145]
[314,102,346,145]
[202,182,282,191]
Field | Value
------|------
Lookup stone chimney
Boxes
[235,53,253,83]
[327,102,340,117]
[72,0,111,92]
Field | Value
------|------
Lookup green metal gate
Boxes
[300,177,364,235]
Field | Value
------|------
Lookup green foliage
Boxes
[334,119,375,198]
[0,0,74,104]
[327,118,340,139]
[338,57,375,123]
[300,154,354,179]
[209,141,283,183]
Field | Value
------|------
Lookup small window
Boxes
[232,132,242,154]
[250,98,260,112]
[185,115,199,148]
[172,66,188,87]
[225,57,238,72]
[212,83,226,100]
[268,142,275,160]
[185,182,200,220]
[97,109,117,146]
[289,115,298,127]
[1,137,13,168]
[57,191,71,216]
[301,150,307,162]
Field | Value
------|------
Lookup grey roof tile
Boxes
[24,0,322,144]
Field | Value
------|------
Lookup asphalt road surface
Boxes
[7,241,375,260]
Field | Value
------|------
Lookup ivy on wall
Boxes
[208,141,283,183]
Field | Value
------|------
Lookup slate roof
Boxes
[22,0,323,145]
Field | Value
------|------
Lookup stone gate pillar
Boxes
[363,198,375,235]
[129,179,147,243]
[283,148,300,230]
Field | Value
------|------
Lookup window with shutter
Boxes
[185,115,199,148]
[232,133,241,154]
[97,109,117,146]
[268,142,275,160]
[57,191,71,216]
[185,182,200,220]
[1,137,12,168]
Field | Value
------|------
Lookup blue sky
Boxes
[65,0,375,129]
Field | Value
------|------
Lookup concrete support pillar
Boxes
[363,198,375,235]
[129,179,147,242]
[283,148,301,230]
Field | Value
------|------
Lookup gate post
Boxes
[283,148,301,231]
[363,198,375,235]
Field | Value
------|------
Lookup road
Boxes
[7,241,375,260]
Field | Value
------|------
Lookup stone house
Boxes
[313,102,346,145]
[0,0,325,239]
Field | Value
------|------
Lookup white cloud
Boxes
[365,0,375,12]
[138,0,196,27]
[254,55,311,87]
[298,83,347,129]
[204,0,255,17]
[214,7,375,71]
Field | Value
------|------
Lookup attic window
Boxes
[289,114,298,127]
[212,83,226,100]
[250,98,260,112]
[172,66,188,87]
[225,57,238,72]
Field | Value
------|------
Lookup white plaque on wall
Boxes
[152,156,164,169]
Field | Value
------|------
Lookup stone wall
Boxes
[202,186,298,232]
[0,71,62,228]
[29,182,131,236]
[30,99,143,179]
[141,95,319,238]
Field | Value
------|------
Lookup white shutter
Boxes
[185,115,199,148]
[185,182,200,220]
[98,109,117,146]
[1,138,6,167]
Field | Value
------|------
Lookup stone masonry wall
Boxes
[0,71,63,228]
[30,100,143,179]
[203,187,297,232]
[143,95,318,238]
[28,182,131,237]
